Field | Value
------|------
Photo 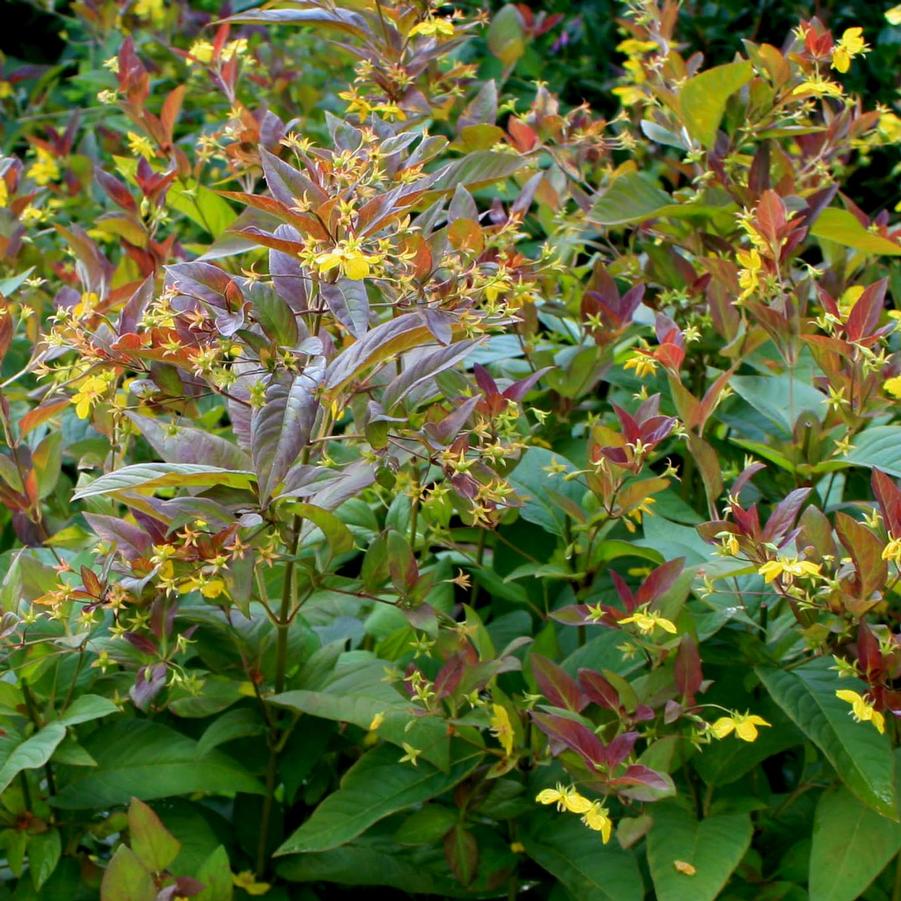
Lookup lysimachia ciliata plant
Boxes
[0,0,899,897]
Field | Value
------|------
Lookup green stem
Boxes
[21,680,56,798]
[256,512,303,877]
[275,513,303,696]
[469,529,487,607]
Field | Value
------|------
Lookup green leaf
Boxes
[196,708,265,757]
[808,784,901,901]
[0,724,66,794]
[0,267,35,298]
[679,61,753,148]
[841,426,901,478]
[289,503,355,555]
[195,846,234,901]
[523,812,644,901]
[508,448,584,537]
[271,659,450,769]
[590,172,724,227]
[591,172,673,227]
[168,181,237,237]
[251,366,323,502]
[73,464,255,500]
[278,839,449,893]
[757,660,896,817]
[647,804,752,900]
[693,715,803,786]
[729,374,825,433]
[53,720,264,809]
[28,828,61,891]
[100,846,156,901]
[810,208,901,256]
[487,5,526,66]
[56,694,119,727]
[276,743,482,855]
[128,798,181,873]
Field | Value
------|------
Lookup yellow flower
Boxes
[368,711,385,732]
[883,538,901,564]
[221,39,249,61]
[581,802,613,843]
[884,375,901,399]
[28,147,60,186]
[72,373,113,420]
[489,704,515,757]
[0,179,7,207]
[126,132,155,160]
[188,40,215,65]
[832,27,869,73]
[535,784,592,814]
[177,576,227,599]
[314,242,380,280]
[232,871,270,895]
[878,112,901,144]
[887,4,901,25]
[409,17,455,39]
[616,38,658,56]
[619,607,678,636]
[338,89,373,118]
[710,712,771,742]
[133,0,165,24]
[835,690,885,734]
[612,85,646,107]
[0,81,11,99]
[623,353,658,379]
[793,78,844,98]
[736,248,762,300]
[757,557,821,584]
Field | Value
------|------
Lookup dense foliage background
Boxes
[0,0,899,898]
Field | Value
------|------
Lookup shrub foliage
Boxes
[0,0,900,898]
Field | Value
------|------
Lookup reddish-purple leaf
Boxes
[674,635,703,704]
[578,669,621,710]
[636,558,685,606]
[531,711,606,768]
[762,488,812,543]
[873,469,901,537]
[530,653,587,712]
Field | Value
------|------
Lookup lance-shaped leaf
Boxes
[757,659,895,817]
[72,464,256,500]
[430,151,530,194]
[383,341,478,411]
[0,724,66,795]
[679,60,753,148]
[531,711,605,768]
[126,413,251,471]
[529,654,587,712]
[252,361,323,502]
[320,278,370,339]
[324,314,441,395]
[275,743,482,855]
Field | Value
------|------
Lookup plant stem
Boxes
[20,679,56,798]
[469,529,486,607]
[275,513,303,696]
[257,512,304,877]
